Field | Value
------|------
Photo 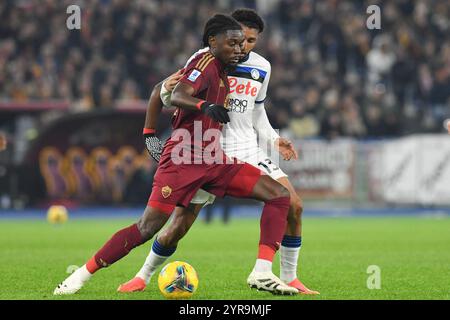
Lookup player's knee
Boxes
[136,218,153,242]
[287,196,303,225]
[265,184,290,208]
[291,195,303,219]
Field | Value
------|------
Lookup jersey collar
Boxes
[239,53,250,63]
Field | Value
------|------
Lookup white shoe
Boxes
[247,270,298,295]
[53,267,89,295]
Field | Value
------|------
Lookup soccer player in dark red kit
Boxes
[54,14,297,295]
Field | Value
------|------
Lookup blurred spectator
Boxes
[1,0,450,138]
[364,105,384,137]
[320,112,343,140]
[0,132,6,152]
[288,101,319,138]
[367,35,396,87]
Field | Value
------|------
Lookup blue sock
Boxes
[152,238,177,256]
[136,239,176,283]
[281,235,302,248]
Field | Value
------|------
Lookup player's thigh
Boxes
[190,189,216,207]
[224,162,289,202]
[149,164,206,214]
[250,174,290,202]
[276,176,303,210]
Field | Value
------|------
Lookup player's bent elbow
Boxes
[169,91,180,107]
[150,82,163,99]
[170,83,194,108]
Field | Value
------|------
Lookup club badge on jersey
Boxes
[251,68,260,80]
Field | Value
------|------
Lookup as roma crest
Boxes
[161,185,172,198]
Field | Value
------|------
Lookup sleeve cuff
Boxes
[160,82,172,107]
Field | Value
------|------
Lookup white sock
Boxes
[72,264,92,283]
[280,245,301,283]
[253,259,272,273]
[135,250,169,284]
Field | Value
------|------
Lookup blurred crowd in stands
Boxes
[1,0,450,139]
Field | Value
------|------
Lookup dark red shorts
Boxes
[148,161,263,214]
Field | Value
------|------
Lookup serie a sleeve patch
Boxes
[187,69,201,82]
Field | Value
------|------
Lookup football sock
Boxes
[259,196,290,253]
[253,197,290,273]
[280,235,302,283]
[136,238,177,284]
[74,264,93,283]
[88,223,144,273]
[253,258,273,273]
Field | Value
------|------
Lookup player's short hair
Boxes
[202,14,242,47]
[231,8,264,33]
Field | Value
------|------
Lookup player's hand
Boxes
[200,102,230,124]
[144,133,163,163]
[164,69,184,92]
[275,137,298,161]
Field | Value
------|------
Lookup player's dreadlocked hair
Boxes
[231,8,264,33]
[202,14,242,47]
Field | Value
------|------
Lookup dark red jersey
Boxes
[147,51,263,215]
[160,50,230,166]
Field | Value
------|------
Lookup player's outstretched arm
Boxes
[160,69,184,106]
[145,69,185,130]
[171,82,208,111]
[144,81,164,131]
[252,105,298,160]
[143,82,164,162]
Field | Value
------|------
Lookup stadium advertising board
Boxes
[281,139,356,199]
[368,135,450,205]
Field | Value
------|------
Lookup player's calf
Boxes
[137,207,172,241]
[259,196,290,254]
[157,205,199,247]
[285,194,303,236]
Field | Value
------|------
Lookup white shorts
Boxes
[190,149,288,206]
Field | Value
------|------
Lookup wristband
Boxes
[196,100,206,110]
[143,128,156,134]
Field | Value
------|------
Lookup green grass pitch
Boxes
[0,216,449,300]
